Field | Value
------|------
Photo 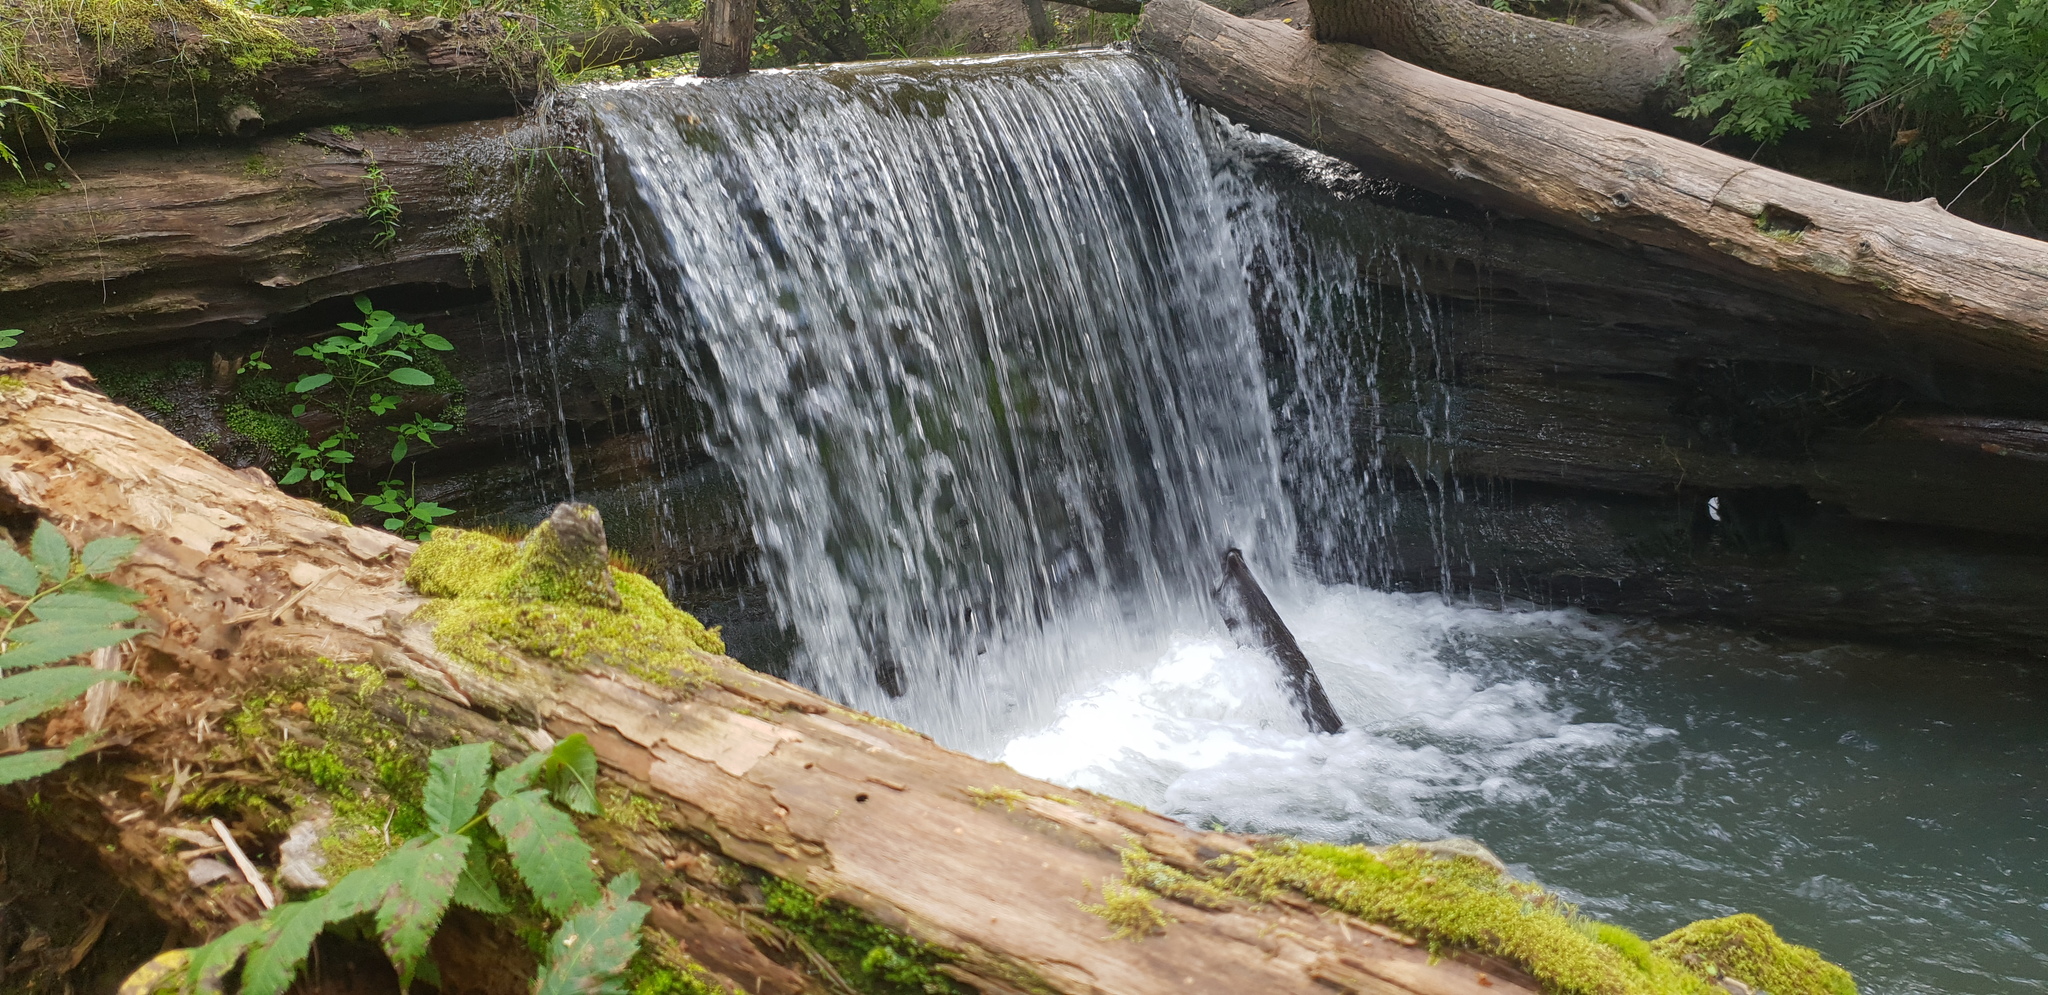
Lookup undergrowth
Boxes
[759,877,966,995]
[0,518,144,785]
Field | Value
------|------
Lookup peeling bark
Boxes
[0,360,1534,995]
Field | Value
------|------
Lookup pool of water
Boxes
[993,586,2048,995]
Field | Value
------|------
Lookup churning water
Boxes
[550,51,2046,994]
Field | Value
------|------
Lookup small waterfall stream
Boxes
[519,52,2047,995]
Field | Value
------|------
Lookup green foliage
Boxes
[362,160,402,248]
[759,877,966,995]
[1681,0,2048,219]
[166,735,645,995]
[405,525,724,687]
[1653,914,1859,995]
[0,328,21,349]
[0,520,142,786]
[238,295,462,537]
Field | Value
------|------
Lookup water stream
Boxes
[545,52,2047,994]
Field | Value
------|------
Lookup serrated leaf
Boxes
[0,626,141,670]
[70,577,145,604]
[543,735,601,816]
[79,536,139,575]
[0,748,70,786]
[424,741,493,835]
[533,873,648,995]
[494,750,549,797]
[451,834,510,914]
[387,367,436,387]
[488,790,598,917]
[30,592,139,626]
[239,898,334,995]
[375,834,469,989]
[29,521,70,582]
[0,542,38,597]
[186,919,272,995]
[0,666,131,726]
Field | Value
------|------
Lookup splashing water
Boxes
[548,51,2047,995]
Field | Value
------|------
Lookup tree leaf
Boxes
[375,834,470,989]
[0,748,70,787]
[450,834,509,914]
[487,790,599,917]
[30,592,139,626]
[29,520,70,582]
[543,734,601,816]
[423,741,493,835]
[0,666,131,727]
[387,367,436,387]
[294,373,335,393]
[322,855,402,920]
[532,873,649,995]
[278,466,309,486]
[493,749,549,797]
[79,536,139,575]
[391,438,409,463]
[0,626,141,670]
[355,294,374,314]
[418,333,455,352]
[186,919,272,995]
[70,577,145,604]
[0,541,38,597]
[239,898,335,995]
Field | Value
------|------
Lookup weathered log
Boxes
[1135,0,2048,372]
[1213,549,1343,734]
[557,20,703,75]
[1304,0,1682,119]
[0,360,1548,995]
[698,0,757,77]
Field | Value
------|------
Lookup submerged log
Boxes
[1213,549,1343,734]
[0,360,1556,995]
[1135,0,2048,373]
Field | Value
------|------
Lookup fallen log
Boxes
[1135,0,2048,373]
[3,4,697,152]
[1213,549,1343,734]
[0,360,1857,995]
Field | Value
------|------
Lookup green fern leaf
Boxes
[0,666,131,726]
[0,748,70,786]
[240,898,336,995]
[543,735,601,816]
[451,834,511,914]
[322,855,404,919]
[0,541,37,597]
[29,592,140,626]
[494,748,550,797]
[488,789,599,917]
[0,626,141,670]
[532,873,649,995]
[424,741,494,835]
[28,521,70,582]
[68,577,146,603]
[375,835,471,983]
[186,919,272,994]
[78,536,139,575]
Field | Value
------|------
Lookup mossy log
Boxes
[0,359,1570,995]
[1135,0,2048,372]
[0,119,517,353]
[5,5,698,153]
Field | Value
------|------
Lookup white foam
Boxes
[997,585,1649,842]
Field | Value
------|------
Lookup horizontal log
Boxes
[1134,0,2048,372]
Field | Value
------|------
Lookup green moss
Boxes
[276,741,352,793]
[598,783,671,833]
[0,376,27,396]
[963,786,1027,810]
[1653,914,1858,995]
[407,525,724,690]
[242,152,277,177]
[760,877,966,995]
[1078,879,1172,940]
[1213,842,1855,995]
[626,936,737,995]
[1113,840,1229,910]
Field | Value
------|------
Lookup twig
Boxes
[211,817,277,909]
[1948,119,2043,210]
[228,566,341,625]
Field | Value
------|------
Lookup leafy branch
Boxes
[168,734,644,995]
[0,520,145,786]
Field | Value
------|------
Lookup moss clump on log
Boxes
[758,877,967,995]
[407,506,724,689]
[1212,841,1856,995]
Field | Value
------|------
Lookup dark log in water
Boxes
[1213,549,1345,734]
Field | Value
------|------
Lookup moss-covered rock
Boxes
[1653,914,1858,995]
[407,504,725,690]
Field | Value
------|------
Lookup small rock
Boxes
[187,858,241,888]
[1411,837,1509,874]
[277,810,332,891]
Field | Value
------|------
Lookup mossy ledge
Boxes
[406,503,725,690]
[1095,839,1856,995]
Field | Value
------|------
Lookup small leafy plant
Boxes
[0,520,144,785]
[0,328,21,350]
[264,296,461,537]
[173,734,647,995]
[363,160,402,248]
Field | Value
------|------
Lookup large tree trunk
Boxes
[5,7,697,153]
[1135,0,2048,372]
[1303,0,1683,120]
[0,359,1543,995]
[699,0,758,77]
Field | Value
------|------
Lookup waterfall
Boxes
[540,52,1439,743]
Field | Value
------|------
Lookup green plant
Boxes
[0,520,144,785]
[0,328,20,349]
[362,160,401,248]
[257,295,460,537]
[1681,0,2048,220]
[165,735,647,995]
[759,877,965,995]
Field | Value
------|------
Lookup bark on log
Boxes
[0,360,1536,995]
[0,120,518,353]
[557,20,703,75]
[1304,0,1682,119]
[699,0,757,77]
[1135,0,2048,372]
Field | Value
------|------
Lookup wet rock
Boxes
[186,858,240,888]
[277,810,332,891]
